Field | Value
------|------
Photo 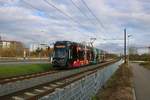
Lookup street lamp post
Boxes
[127,35,132,65]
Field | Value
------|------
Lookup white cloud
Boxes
[0,0,149,53]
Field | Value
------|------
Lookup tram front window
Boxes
[54,48,67,58]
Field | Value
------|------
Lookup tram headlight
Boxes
[60,59,65,62]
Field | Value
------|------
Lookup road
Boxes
[131,63,150,100]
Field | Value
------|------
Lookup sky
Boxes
[0,0,149,53]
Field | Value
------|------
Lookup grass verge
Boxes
[139,62,150,70]
[93,63,133,100]
[0,63,52,78]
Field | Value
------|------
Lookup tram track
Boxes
[0,59,120,99]
[0,60,116,85]
[0,70,58,84]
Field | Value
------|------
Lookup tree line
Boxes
[0,45,53,58]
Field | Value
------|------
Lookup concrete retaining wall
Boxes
[40,61,122,100]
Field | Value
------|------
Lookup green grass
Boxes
[0,63,52,78]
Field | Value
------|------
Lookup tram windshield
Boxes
[53,48,67,58]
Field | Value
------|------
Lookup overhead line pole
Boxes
[124,28,127,63]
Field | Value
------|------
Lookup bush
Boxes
[129,54,150,61]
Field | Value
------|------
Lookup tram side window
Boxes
[78,50,84,60]
[72,45,78,60]
[91,51,94,61]
[87,51,90,61]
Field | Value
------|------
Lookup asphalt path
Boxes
[131,63,150,100]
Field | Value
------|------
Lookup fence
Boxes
[40,60,123,100]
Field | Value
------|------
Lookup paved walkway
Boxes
[131,63,150,100]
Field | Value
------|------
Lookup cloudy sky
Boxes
[0,0,149,53]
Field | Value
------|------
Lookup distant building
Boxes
[129,47,138,55]
[0,40,10,48]
[0,40,23,49]
[137,47,149,55]
[0,39,25,57]
[29,43,48,52]
[30,44,39,52]
[0,35,2,41]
